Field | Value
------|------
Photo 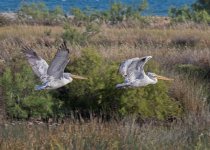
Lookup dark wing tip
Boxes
[141,57,146,62]
[22,45,29,52]
[22,45,32,53]
[139,56,152,64]
[22,46,40,59]
[58,41,70,53]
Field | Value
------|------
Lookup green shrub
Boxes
[70,8,89,25]
[169,6,193,22]
[0,50,182,120]
[62,25,88,45]
[109,3,127,24]
[169,0,210,23]
[17,1,149,25]
[175,64,207,77]
[118,61,182,120]
[85,23,100,36]
[192,0,210,14]
[57,47,113,112]
[69,1,148,25]
[114,1,147,23]
[193,10,210,23]
[100,1,148,24]
[62,23,100,45]
[0,60,53,119]
[70,7,105,25]
[55,47,182,120]
[18,2,65,25]
[0,15,11,27]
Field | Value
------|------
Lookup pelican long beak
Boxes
[156,75,174,81]
[70,74,88,80]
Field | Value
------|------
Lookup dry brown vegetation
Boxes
[0,23,210,149]
[0,114,210,149]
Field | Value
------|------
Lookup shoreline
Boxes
[0,12,17,20]
[0,12,171,28]
[0,12,170,19]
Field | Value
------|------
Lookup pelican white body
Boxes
[116,72,157,88]
[45,77,73,90]
[116,56,159,88]
[130,75,157,87]
[35,75,73,90]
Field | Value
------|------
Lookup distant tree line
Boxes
[16,1,148,25]
[169,0,210,23]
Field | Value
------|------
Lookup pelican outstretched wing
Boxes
[23,47,49,82]
[47,41,70,79]
[119,57,139,77]
[119,56,152,81]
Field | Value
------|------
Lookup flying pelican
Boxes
[116,56,173,88]
[23,41,87,90]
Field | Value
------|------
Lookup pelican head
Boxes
[147,72,174,84]
[145,56,152,61]
[140,56,152,66]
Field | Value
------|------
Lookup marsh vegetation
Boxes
[0,1,210,149]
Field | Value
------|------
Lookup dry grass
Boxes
[1,25,210,62]
[0,25,62,39]
[92,27,210,48]
[0,114,210,150]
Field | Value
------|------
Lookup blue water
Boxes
[0,0,196,16]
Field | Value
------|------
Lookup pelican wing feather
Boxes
[47,41,70,79]
[23,47,49,82]
[119,56,152,81]
[119,57,139,77]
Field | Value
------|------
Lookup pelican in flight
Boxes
[116,56,173,88]
[23,41,87,90]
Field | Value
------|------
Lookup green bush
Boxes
[193,10,210,23]
[118,61,182,120]
[104,0,148,24]
[0,15,12,27]
[192,0,210,14]
[55,47,116,113]
[70,7,105,25]
[69,1,148,25]
[62,23,100,45]
[175,64,207,77]
[0,49,182,120]
[70,8,89,25]
[169,6,193,22]
[54,47,182,120]
[18,2,65,25]
[62,25,87,45]
[17,1,148,25]
[0,60,53,119]
[85,23,100,36]
[169,0,210,23]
